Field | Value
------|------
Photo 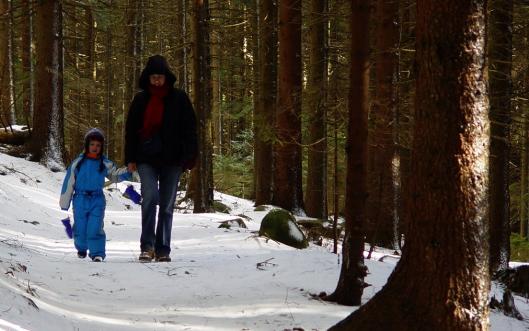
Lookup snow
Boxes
[0,152,527,330]
[0,125,29,133]
[287,220,305,242]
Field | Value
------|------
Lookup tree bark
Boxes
[272,0,303,213]
[324,0,370,306]
[105,6,113,161]
[0,1,9,130]
[191,0,214,213]
[86,7,96,125]
[488,0,512,274]
[328,0,344,254]
[8,0,16,125]
[367,0,400,249]
[254,0,277,206]
[175,0,187,89]
[21,0,34,132]
[29,0,65,170]
[329,1,490,329]
[305,0,328,219]
[521,111,529,238]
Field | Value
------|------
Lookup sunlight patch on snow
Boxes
[0,275,226,331]
[0,230,72,255]
[124,303,348,320]
[0,319,31,331]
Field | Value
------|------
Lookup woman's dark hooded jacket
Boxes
[125,55,197,169]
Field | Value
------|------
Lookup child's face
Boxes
[89,140,102,155]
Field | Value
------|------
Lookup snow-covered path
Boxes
[0,152,527,331]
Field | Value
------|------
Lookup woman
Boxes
[125,55,197,262]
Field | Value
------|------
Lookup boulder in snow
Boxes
[259,209,308,249]
[213,200,232,214]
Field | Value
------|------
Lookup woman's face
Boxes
[150,74,166,87]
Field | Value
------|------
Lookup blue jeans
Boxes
[137,163,182,256]
[72,191,106,259]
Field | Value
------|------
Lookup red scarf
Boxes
[86,152,100,159]
[141,85,169,139]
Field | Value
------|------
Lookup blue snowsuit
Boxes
[60,154,131,259]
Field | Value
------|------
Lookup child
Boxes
[60,128,131,262]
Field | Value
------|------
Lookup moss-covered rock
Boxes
[259,209,308,249]
[213,201,232,214]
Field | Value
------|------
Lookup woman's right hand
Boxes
[127,162,137,173]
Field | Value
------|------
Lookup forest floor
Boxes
[0,152,527,331]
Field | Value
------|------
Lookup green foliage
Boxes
[510,181,521,227]
[511,233,529,262]
[213,129,254,199]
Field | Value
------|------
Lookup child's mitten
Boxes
[124,185,142,204]
[61,217,73,239]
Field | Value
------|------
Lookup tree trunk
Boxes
[488,0,512,274]
[522,108,529,238]
[250,0,259,199]
[209,0,221,154]
[272,0,303,213]
[367,0,400,249]
[85,7,96,125]
[394,0,414,243]
[105,10,113,161]
[323,0,370,306]
[21,0,34,132]
[210,29,221,153]
[305,0,328,219]
[72,5,82,158]
[0,1,9,130]
[8,0,16,125]
[254,0,277,206]
[329,1,490,329]
[328,0,344,254]
[29,0,65,170]
[521,20,529,239]
[175,0,187,89]
[191,0,214,213]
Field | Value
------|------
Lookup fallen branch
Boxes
[26,280,38,298]
[256,258,277,270]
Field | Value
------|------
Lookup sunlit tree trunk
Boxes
[330,1,490,329]
[30,0,65,170]
[272,0,303,213]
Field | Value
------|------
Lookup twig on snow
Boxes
[256,258,277,270]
